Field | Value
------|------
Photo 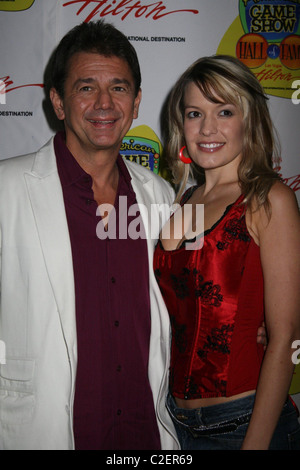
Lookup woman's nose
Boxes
[200,115,217,136]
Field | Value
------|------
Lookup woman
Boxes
[154,55,300,450]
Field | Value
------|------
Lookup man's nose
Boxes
[94,90,114,110]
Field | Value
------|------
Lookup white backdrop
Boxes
[1,0,300,405]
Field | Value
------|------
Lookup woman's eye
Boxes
[220,109,233,116]
[187,111,201,118]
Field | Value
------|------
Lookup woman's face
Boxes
[183,82,245,173]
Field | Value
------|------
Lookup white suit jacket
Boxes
[0,138,179,450]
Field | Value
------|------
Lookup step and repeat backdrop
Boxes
[1,0,300,403]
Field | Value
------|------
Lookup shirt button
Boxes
[114,320,119,327]
[111,277,116,283]
[116,365,122,372]
[117,409,122,416]
[86,199,93,205]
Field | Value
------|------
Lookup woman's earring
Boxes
[179,146,192,164]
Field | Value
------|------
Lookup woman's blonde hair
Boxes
[166,55,281,209]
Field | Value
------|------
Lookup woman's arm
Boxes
[242,182,300,450]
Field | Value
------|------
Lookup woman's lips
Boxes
[198,142,225,152]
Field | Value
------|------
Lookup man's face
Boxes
[50,52,141,161]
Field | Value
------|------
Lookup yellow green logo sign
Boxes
[217,0,300,99]
[121,125,161,174]
[0,0,35,12]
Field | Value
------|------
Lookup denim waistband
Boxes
[167,393,255,436]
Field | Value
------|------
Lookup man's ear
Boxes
[50,88,65,121]
[133,88,142,120]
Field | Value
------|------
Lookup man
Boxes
[0,20,178,450]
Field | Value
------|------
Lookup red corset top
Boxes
[154,191,265,400]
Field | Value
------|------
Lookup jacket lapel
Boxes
[127,166,160,255]
[24,139,77,359]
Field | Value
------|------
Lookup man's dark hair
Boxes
[50,20,141,98]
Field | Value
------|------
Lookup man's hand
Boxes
[257,322,267,349]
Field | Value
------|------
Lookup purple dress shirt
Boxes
[54,132,160,450]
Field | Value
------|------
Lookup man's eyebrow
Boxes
[110,77,133,88]
[72,77,95,89]
[72,77,133,88]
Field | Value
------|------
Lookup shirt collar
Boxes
[54,131,133,192]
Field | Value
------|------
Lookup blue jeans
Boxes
[167,393,300,450]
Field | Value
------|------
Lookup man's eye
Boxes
[113,86,127,92]
[79,86,92,92]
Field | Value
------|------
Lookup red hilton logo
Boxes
[0,75,44,104]
[0,79,6,104]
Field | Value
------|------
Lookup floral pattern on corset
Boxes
[197,324,235,359]
[193,270,223,307]
[170,267,190,299]
[183,375,200,399]
[216,216,251,251]
[214,378,227,395]
[170,315,188,353]
[166,267,224,307]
